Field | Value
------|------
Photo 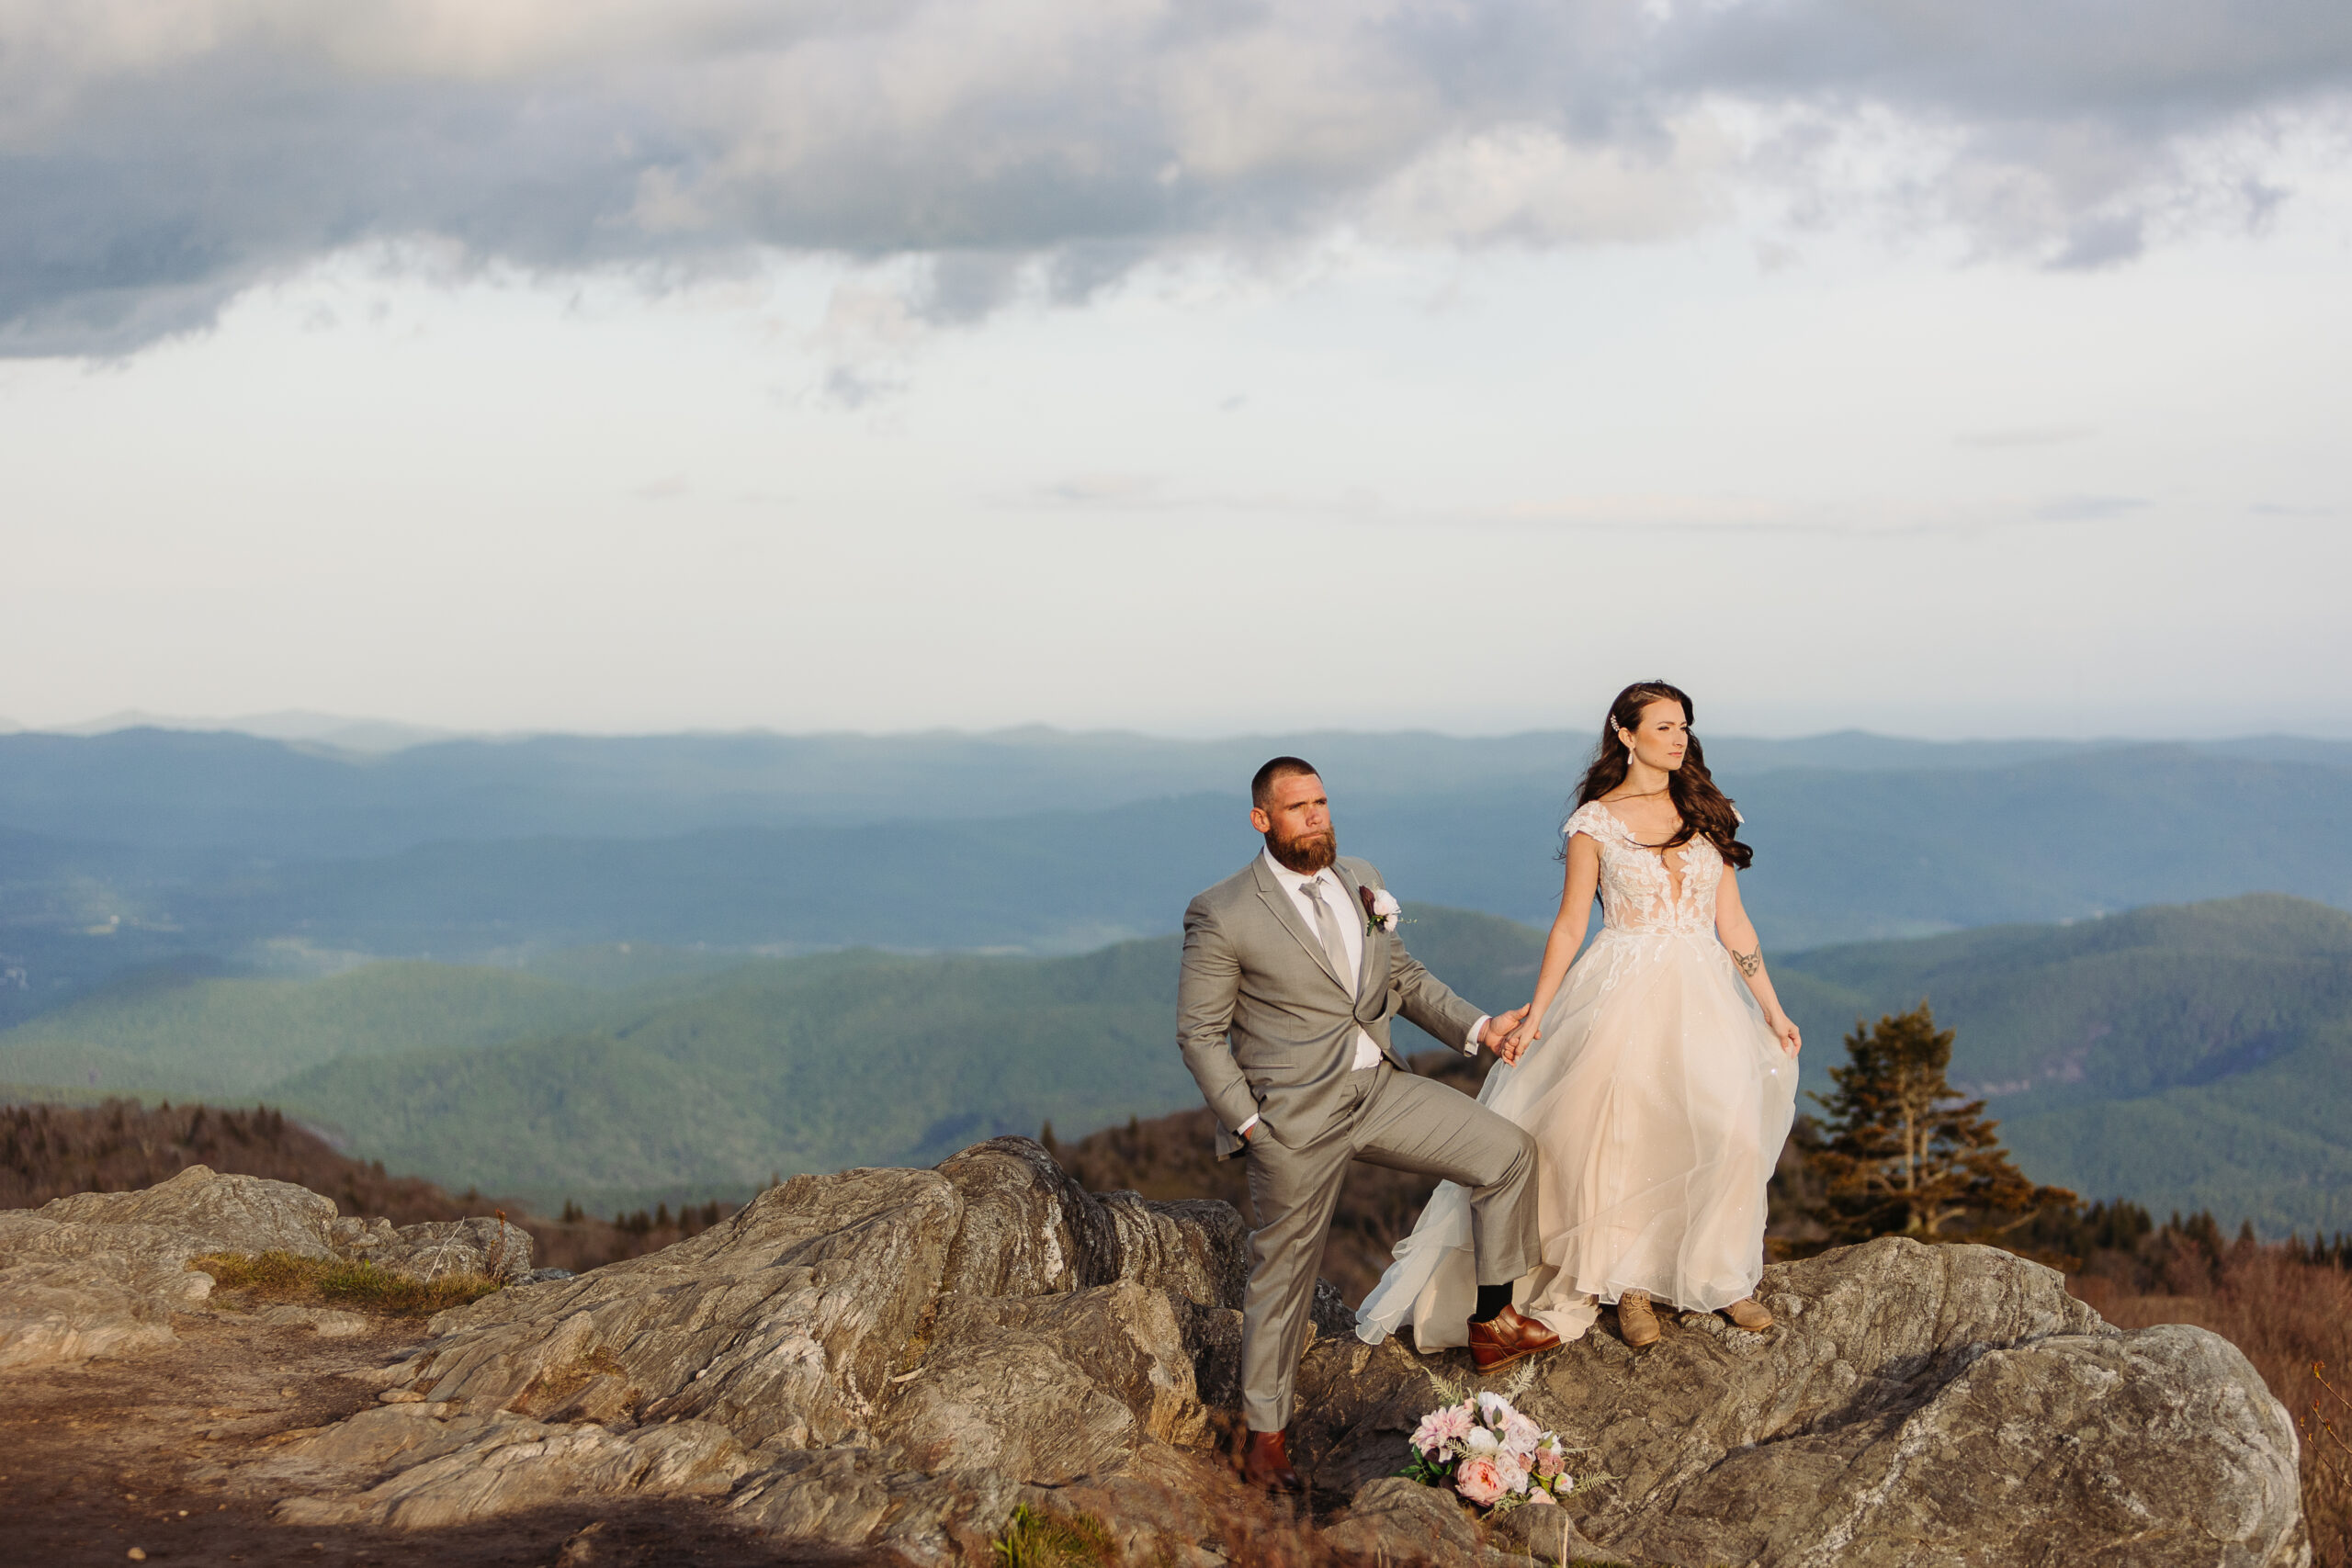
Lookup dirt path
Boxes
[0,1304,876,1567]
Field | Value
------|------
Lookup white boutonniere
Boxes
[1360,886,1403,933]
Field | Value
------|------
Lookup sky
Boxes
[2,1,2348,741]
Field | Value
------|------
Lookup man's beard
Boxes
[1266,826,1338,874]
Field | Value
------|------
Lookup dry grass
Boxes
[191,1249,504,1317]
[991,1505,1118,1568]
[2076,1247,2352,1566]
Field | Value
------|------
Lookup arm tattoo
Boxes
[1732,946,1762,977]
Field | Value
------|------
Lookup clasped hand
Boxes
[1483,1005,1538,1065]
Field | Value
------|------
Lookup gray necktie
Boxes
[1299,877,1356,997]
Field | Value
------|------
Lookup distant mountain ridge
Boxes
[6,725,2351,853]
[4,729,2350,1023]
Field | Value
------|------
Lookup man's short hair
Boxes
[1251,756,1320,808]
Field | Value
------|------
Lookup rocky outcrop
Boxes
[260,1144,1256,1559]
[330,1213,536,1284]
[240,1138,2309,1566]
[264,1404,752,1529]
[0,1220,208,1367]
[2,1140,2314,1566]
[36,1164,343,1257]
[0,1164,534,1369]
[1295,1235,2310,1568]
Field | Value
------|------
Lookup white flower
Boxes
[1476,1391,1516,1427]
[1370,889,1401,920]
[1463,1426,1503,1457]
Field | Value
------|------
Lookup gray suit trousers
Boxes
[1240,1061,1539,1431]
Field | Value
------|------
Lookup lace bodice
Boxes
[1565,801,1725,936]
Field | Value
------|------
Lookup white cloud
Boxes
[1,0,2346,354]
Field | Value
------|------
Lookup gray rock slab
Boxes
[935,1137,1251,1307]
[1098,1190,1249,1309]
[728,1443,1015,1566]
[0,1167,525,1370]
[876,1282,1206,1483]
[0,1256,186,1368]
[257,1303,373,1338]
[1325,1476,1544,1568]
[40,1145,2296,1566]
[39,1165,338,1258]
[936,1137,1120,1295]
[366,1216,535,1284]
[0,1206,221,1367]
[398,1165,965,1448]
[1295,1236,2310,1568]
[273,1413,750,1529]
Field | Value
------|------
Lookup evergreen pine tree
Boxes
[1810,1000,2073,1243]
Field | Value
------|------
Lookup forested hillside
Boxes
[8,896,2348,1232]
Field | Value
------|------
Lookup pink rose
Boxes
[1411,1404,1474,1460]
[1501,1411,1544,1456]
[1494,1451,1531,1495]
[1532,1443,1567,1479]
[1454,1457,1507,1507]
[1528,1487,1558,1506]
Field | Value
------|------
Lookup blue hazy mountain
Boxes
[7,723,2346,853]
[2,728,2348,1030]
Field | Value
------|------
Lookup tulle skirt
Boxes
[1356,926,1799,1348]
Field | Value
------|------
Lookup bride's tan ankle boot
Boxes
[1721,1297,1773,1332]
[1616,1291,1661,1348]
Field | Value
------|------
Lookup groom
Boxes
[1178,757,1561,1492]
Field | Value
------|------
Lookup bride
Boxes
[1357,681,1802,1351]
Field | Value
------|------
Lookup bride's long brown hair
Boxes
[1569,681,1753,869]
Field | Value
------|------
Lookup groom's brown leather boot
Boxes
[1240,1428,1304,1494]
[1467,1304,1561,1372]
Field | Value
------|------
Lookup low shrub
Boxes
[191,1249,503,1316]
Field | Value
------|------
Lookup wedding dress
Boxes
[1356,801,1798,1348]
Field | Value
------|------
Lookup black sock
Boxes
[1470,1284,1513,1324]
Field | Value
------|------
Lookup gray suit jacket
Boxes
[1178,853,1487,1160]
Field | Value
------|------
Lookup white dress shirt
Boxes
[1237,850,1489,1139]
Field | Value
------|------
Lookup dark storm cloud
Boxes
[1,0,2346,355]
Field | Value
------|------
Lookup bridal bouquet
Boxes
[1400,1391,1575,1511]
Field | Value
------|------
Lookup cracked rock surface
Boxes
[1295,1235,2310,1568]
[284,1141,1256,1562]
[3,1140,2313,1566]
